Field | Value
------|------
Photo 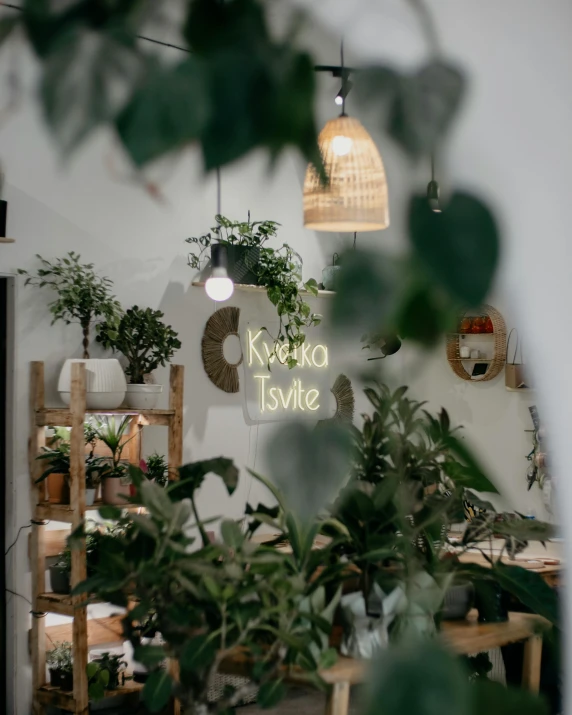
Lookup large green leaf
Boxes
[492,563,559,626]
[142,670,173,712]
[409,193,500,306]
[174,458,239,498]
[257,679,286,709]
[133,645,167,668]
[492,519,555,542]
[472,679,549,715]
[116,56,209,167]
[442,434,499,493]
[40,27,144,154]
[362,642,470,715]
[179,634,217,671]
[264,421,353,522]
[388,61,465,158]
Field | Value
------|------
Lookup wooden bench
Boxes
[219,611,549,715]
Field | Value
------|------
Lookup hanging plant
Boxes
[187,215,321,368]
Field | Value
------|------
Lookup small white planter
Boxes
[85,488,96,506]
[58,359,126,410]
[125,384,163,410]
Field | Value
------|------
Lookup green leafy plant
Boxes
[70,461,341,714]
[35,445,71,484]
[143,453,169,488]
[96,306,181,384]
[91,416,134,476]
[17,252,122,358]
[186,213,280,270]
[87,652,128,699]
[187,214,321,367]
[47,641,73,674]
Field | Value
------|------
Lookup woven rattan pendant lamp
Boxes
[303,44,389,232]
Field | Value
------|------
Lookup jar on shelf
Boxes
[484,316,494,333]
[459,317,472,334]
[471,316,486,334]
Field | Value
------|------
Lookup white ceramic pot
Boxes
[125,384,163,410]
[58,359,127,409]
[85,488,96,506]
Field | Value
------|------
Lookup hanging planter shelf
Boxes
[446,305,507,382]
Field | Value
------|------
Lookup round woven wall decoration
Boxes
[201,307,242,393]
[446,304,506,382]
[331,373,355,421]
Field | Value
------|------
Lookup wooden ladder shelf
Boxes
[29,361,184,715]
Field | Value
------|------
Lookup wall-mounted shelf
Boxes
[446,305,507,382]
[506,386,534,393]
[192,281,335,297]
[0,237,14,243]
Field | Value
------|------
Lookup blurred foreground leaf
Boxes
[409,192,500,306]
[492,563,559,626]
[264,421,353,522]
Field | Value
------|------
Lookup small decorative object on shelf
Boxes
[201,306,242,393]
[446,304,506,382]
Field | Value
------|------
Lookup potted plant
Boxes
[46,641,74,691]
[96,306,181,409]
[18,252,126,409]
[187,213,280,285]
[142,452,169,487]
[49,549,71,594]
[187,214,321,367]
[93,416,135,505]
[36,443,71,504]
[71,461,340,715]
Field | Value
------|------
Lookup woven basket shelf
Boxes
[446,305,506,382]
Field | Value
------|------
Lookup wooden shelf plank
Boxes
[35,503,145,524]
[36,407,174,428]
[45,614,124,647]
[37,677,143,708]
[192,280,335,297]
[37,592,105,617]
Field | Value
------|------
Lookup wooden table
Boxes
[220,611,549,715]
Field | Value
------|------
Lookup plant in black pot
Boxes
[142,452,169,487]
[188,214,321,367]
[47,641,73,691]
[187,213,279,286]
[50,549,72,595]
[87,651,128,700]
[96,306,181,410]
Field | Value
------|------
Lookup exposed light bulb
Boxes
[332,135,353,156]
[205,267,234,302]
[335,94,344,106]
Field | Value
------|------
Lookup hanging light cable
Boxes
[205,168,234,302]
[303,40,390,233]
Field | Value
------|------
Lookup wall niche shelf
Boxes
[446,305,507,382]
[29,361,184,715]
[191,281,335,297]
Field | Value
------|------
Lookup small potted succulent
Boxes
[96,306,181,410]
[18,252,126,409]
[50,549,71,595]
[93,416,134,505]
[142,453,169,487]
[47,641,74,691]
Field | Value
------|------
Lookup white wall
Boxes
[1,3,564,712]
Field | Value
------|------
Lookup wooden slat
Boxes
[37,677,143,709]
[36,408,174,428]
[69,363,89,714]
[30,362,47,698]
[45,615,124,648]
[168,365,184,476]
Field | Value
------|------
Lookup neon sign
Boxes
[243,328,331,420]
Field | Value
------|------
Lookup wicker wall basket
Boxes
[303,115,390,232]
[446,305,507,382]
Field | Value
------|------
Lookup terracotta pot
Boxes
[102,476,131,505]
[47,473,69,504]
